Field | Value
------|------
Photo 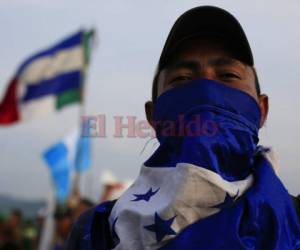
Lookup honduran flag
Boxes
[0,30,94,125]
[43,128,92,202]
[43,129,78,202]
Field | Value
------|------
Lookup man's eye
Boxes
[170,76,192,84]
[219,73,241,80]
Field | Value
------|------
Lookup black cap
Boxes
[158,6,254,70]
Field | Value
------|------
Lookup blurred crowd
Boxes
[0,209,29,250]
[0,174,131,250]
[0,199,93,250]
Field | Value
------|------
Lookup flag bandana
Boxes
[108,79,300,250]
[0,30,93,124]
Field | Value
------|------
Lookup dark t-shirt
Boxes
[66,200,116,250]
[66,208,94,250]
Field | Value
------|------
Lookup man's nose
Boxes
[196,67,215,81]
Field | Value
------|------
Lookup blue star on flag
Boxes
[144,212,176,242]
[131,187,160,202]
[212,191,239,209]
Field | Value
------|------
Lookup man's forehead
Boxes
[163,36,249,69]
[165,55,247,72]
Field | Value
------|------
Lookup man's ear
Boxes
[258,94,269,128]
[145,101,154,127]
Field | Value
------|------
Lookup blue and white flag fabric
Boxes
[0,30,94,125]
[75,135,91,173]
[43,142,71,202]
[43,129,79,202]
[105,79,300,250]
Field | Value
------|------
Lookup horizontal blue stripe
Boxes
[22,71,81,102]
[17,30,83,75]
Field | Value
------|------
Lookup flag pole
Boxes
[70,29,95,205]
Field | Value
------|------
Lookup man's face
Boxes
[146,37,268,127]
[157,38,257,99]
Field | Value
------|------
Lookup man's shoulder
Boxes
[90,200,117,249]
[66,200,117,250]
[66,207,95,250]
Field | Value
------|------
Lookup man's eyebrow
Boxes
[165,60,199,72]
[165,57,246,73]
[208,57,246,69]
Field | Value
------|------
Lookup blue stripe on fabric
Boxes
[17,31,83,75]
[43,141,71,202]
[21,71,81,102]
[43,141,68,170]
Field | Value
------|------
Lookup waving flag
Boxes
[75,135,91,172]
[42,128,92,201]
[43,129,78,202]
[0,30,94,125]
[43,142,72,202]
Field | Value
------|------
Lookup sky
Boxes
[0,0,300,201]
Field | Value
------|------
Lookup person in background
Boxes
[98,171,133,203]
[53,205,73,250]
[21,219,37,250]
[72,198,95,222]
[0,224,19,250]
[5,209,22,249]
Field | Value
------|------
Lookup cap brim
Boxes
[158,6,254,69]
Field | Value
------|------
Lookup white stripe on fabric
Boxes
[262,149,280,175]
[18,45,84,85]
[19,95,56,120]
[176,163,254,197]
[110,163,253,250]
[62,128,79,164]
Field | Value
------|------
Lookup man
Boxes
[67,6,300,249]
